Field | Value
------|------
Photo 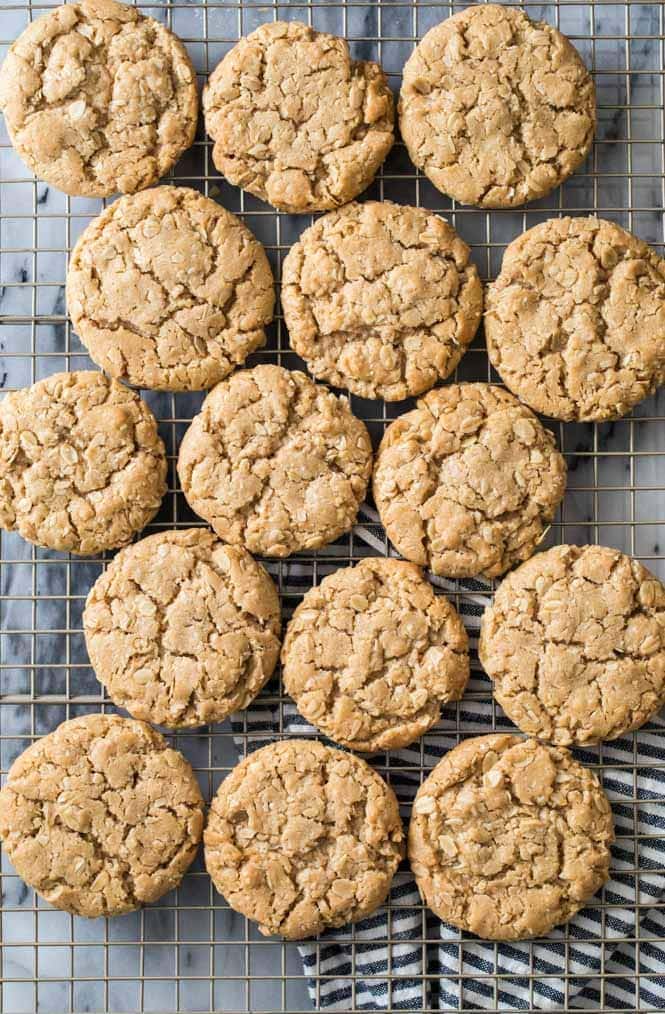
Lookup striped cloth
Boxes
[231,511,665,1011]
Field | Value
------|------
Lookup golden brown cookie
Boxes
[83,529,281,728]
[281,201,483,401]
[282,558,469,751]
[203,21,394,212]
[485,216,665,421]
[0,0,198,197]
[399,5,595,208]
[204,738,404,938]
[177,365,373,557]
[479,545,665,746]
[409,734,614,940]
[0,714,205,917]
[372,383,566,580]
[67,187,275,392]
[0,371,167,554]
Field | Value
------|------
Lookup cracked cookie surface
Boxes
[0,714,205,917]
[0,0,198,198]
[202,21,394,213]
[399,4,595,208]
[409,733,613,940]
[281,201,483,401]
[282,558,469,752]
[479,545,665,746]
[177,365,373,557]
[485,216,665,421]
[372,383,566,580]
[0,371,167,555]
[67,187,275,392]
[204,738,404,938]
[84,528,281,728]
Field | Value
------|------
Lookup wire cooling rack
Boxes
[2,0,665,1011]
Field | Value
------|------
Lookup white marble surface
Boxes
[0,1,664,1012]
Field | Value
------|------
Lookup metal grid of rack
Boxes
[1,0,665,1011]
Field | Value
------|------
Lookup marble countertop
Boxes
[1,1,664,1012]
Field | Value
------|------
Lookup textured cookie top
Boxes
[84,529,281,728]
[202,21,394,213]
[409,734,614,940]
[485,216,665,421]
[372,383,566,580]
[399,5,595,208]
[0,0,198,197]
[0,371,167,555]
[480,545,665,746]
[204,738,404,938]
[0,715,205,917]
[282,558,469,752]
[67,187,275,392]
[281,201,483,401]
[177,365,372,557]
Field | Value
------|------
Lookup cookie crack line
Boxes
[479,545,665,745]
[0,371,167,555]
[281,201,483,401]
[177,365,372,558]
[488,233,644,356]
[398,4,595,208]
[485,217,665,421]
[0,715,205,917]
[204,739,404,939]
[409,735,614,940]
[373,383,566,580]
[40,786,201,908]
[83,530,281,728]
[0,0,199,198]
[81,255,262,347]
[202,21,394,213]
[281,557,470,751]
[67,187,275,391]
[425,19,584,180]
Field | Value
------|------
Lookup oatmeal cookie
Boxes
[0,714,205,917]
[67,187,275,392]
[0,371,167,555]
[281,201,483,401]
[485,216,665,421]
[202,21,394,213]
[0,0,198,197]
[399,5,595,208]
[409,734,614,939]
[282,558,469,751]
[84,529,281,728]
[479,544,665,746]
[177,365,373,557]
[204,738,404,938]
[372,383,566,580]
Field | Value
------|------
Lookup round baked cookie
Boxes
[399,5,595,208]
[485,216,665,422]
[282,558,469,751]
[202,21,394,213]
[372,383,566,580]
[281,201,483,401]
[479,544,665,746]
[83,529,281,728]
[0,0,198,198]
[409,733,614,940]
[204,738,404,938]
[177,365,373,557]
[67,187,275,392]
[0,371,167,555]
[0,714,205,917]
